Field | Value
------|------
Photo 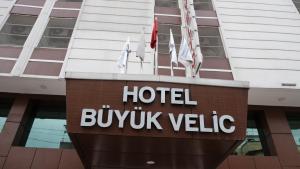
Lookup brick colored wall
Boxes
[0,96,84,169]
[1,96,300,169]
[217,108,300,169]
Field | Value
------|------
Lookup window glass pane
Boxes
[158,34,181,44]
[234,114,265,156]
[58,0,82,2]
[0,34,27,46]
[199,36,223,46]
[24,103,73,149]
[158,43,180,54]
[198,27,220,36]
[47,18,76,29]
[38,37,71,48]
[201,47,225,57]
[44,28,73,38]
[38,17,76,48]
[287,114,300,152]
[6,14,37,26]
[1,25,33,36]
[155,0,178,8]
[198,26,226,57]
[194,0,214,10]
[0,98,13,132]
[0,14,37,46]
[158,24,181,54]
[158,24,181,35]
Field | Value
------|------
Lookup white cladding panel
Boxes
[215,0,300,89]
[66,0,155,75]
[67,59,153,75]
[0,0,15,28]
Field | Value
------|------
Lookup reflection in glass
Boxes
[0,98,13,132]
[198,26,226,57]
[234,114,264,156]
[194,0,214,10]
[158,34,181,44]
[24,103,73,149]
[38,37,71,48]
[155,0,178,8]
[158,24,181,54]
[158,43,180,54]
[0,14,37,46]
[58,0,82,2]
[6,14,37,25]
[200,47,226,57]
[0,34,27,46]
[38,17,76,48]
[1,24,33,35]
[198,27,220,36]
[158,24,181,35]
[287,114,300,152]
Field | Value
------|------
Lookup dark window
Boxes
[287,113,300,152]
[198,26,226,57]
[155,0,178,8]
[58,0,82,2]
[234,113,266,156]
[194,0,214,11]
[0,98,13,132]
[18,101,72,149]
[38,17,76,48]
[0,14,37,46]
[158,24,181,54]
[292,0,300,13]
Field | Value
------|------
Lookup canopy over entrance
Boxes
[66,75,248,169]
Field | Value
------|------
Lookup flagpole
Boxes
[125,49,131,74]
[171,62,174,76]
[125,50,129,74]
[155,34,158,75]
[150,17,158,75]
[140,59,143,73]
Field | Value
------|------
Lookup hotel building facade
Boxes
[0,0,299,169]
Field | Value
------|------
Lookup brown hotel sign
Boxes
[66,76,248,169]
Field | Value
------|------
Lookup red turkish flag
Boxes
[150,17,158,49]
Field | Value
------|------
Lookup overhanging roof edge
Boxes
[65,72,249,89]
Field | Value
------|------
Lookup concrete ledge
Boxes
[65,72,249,89]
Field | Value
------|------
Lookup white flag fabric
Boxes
[117,37,130,74]
[169,29,178,67]
[136,29,145,62]
[178,37,193,68]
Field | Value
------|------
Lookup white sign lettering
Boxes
[123,86,198,105]
[80,86,236,134]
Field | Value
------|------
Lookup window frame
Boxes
[198,26,227,58]
[0,14,38,47]
[15,100,73,149]
[0,98,14,133]
[286,113,300,153]
[233,112,270,156]
[37,17,77,49]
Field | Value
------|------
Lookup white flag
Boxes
[117,37,130,74]
[178,37,193,68]
[136,28,145,62]
[169,29,178,67]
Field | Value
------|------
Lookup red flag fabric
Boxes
[150,17,158,49]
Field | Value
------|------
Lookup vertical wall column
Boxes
[0,96,29,159]
[0,95,84,169]
[178,0,202,77]
[11,0,57,77]
[263,109,300,168]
